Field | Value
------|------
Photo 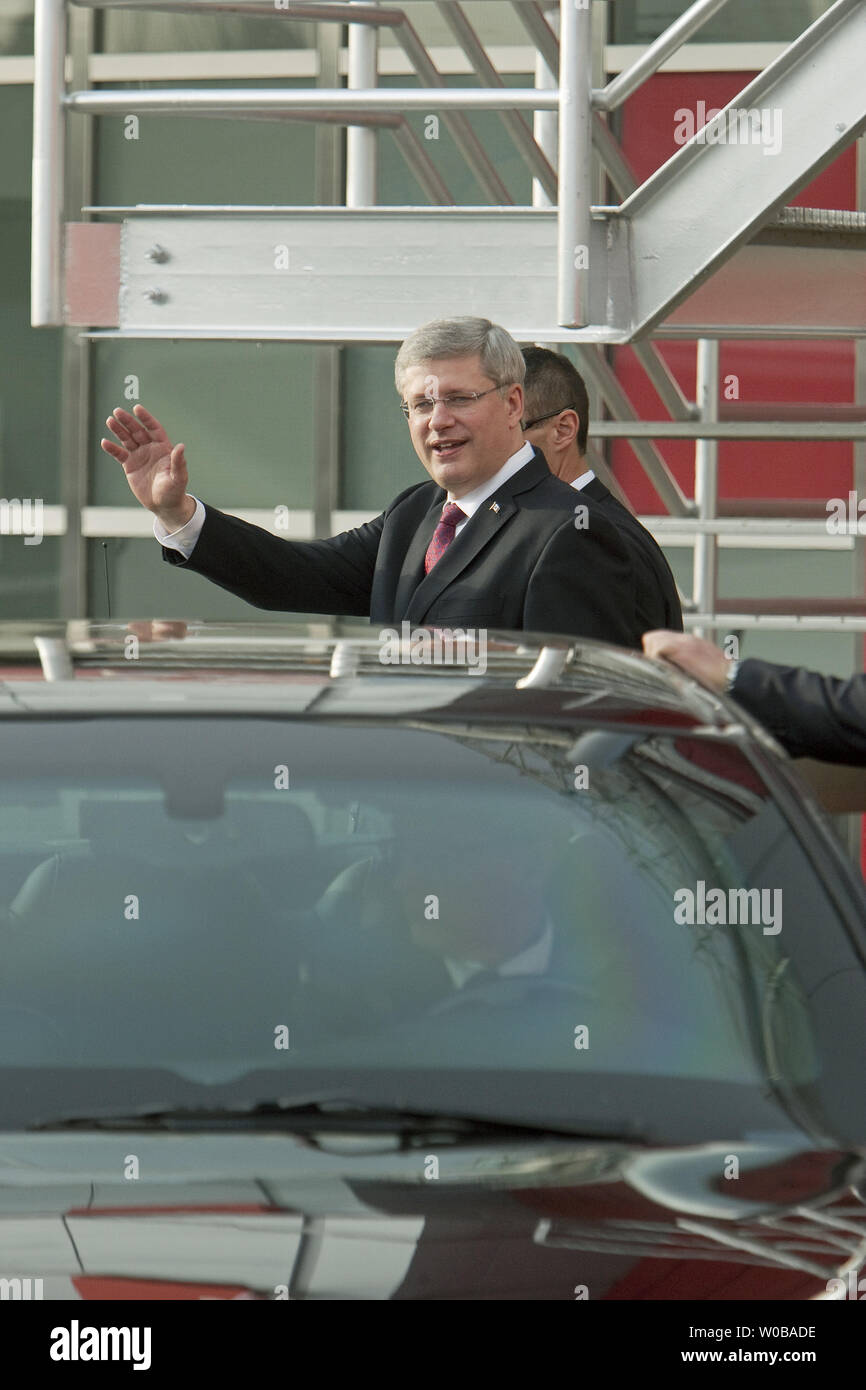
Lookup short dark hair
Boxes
[521,346,589,455]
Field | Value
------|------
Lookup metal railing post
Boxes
[557,0,592,328]
[693,339,720,639]
[346,0,378,207]
[32,0,66,326]
[313,20,342,541]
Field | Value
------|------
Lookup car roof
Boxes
[0,618,745,737]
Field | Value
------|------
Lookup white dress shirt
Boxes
[571,469,595,491]
[154,441,537,557]
[446,440,535,537]
[153,496,207,559]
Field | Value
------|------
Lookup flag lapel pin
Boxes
[489,501,500,514]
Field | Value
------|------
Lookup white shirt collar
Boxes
[447,441,535,520]
[444,920,555,989]
[571,468,595,490]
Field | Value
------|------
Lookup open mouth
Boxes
[431,440,468,460]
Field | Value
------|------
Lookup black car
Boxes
[1,619,865,1301]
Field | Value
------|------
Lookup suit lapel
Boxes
[404,454,551,624]
[392,491,447,618]
[405,494,517,623]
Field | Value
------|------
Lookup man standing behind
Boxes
[101,317,644,647]
[521,346,683,633]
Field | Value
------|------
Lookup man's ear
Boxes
[505,382,524,426]
[554,409,581,447]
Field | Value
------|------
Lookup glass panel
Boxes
[90,342,315,509]
[94,79,320,206]
[98,12,318,54]
[0,85,63,617]
[613,0,835,44]
[1,716,862,1143]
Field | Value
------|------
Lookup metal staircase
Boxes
[29,0,866,640]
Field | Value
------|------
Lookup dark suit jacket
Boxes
[732,658,866,765]
[581,476,683,632]
[162,452,644,647]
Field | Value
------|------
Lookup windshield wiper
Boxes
[28,1096,641,1145]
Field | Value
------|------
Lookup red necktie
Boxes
[424,502,466,574]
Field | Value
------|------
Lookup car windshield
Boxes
[1,715,864,1140]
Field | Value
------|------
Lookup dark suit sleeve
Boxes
[523,512,640,648]
[732,658,866,765]
[161,504,385,616]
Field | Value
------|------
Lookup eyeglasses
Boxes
[400,385,503,420]
[522,405,575,431]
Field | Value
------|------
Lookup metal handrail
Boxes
[69,0,523,203]
[595,0,735,112]
[64,87,558,113]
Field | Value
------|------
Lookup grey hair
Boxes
[394,316,526,394]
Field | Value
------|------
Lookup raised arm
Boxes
[101,404,381,617]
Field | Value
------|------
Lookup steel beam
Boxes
[615,0,866,338]
[75,206,866,343]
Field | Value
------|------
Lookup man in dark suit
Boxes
[290,798,635,1051]
[521,346,683,633]
[643,629,866,766]
[101,317,644,647]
